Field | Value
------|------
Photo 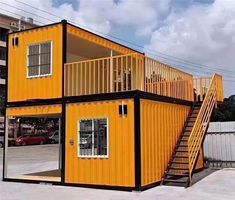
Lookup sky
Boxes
[0,0,235,97]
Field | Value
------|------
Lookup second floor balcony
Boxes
[64,53,196,101]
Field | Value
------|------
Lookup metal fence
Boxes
[203,132,235,168]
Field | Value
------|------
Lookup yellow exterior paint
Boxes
[140,99,190,186]
[65,99,135,187]
[67,24,136,55]
[195,147,204,170]
[8,24,63,102]
[6,104,62,117]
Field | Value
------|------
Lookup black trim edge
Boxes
[65,90,193,106]
[134,94,141,190]
[61,19,67,185]
[6,90,193,108]
[3,177,61,185]
[3,178,134,192]
[2,33,9,180]
[7,98,63,108]
[138,91,193,106]
[8,22,62,35]
[140,181,161,191]
[63,183,134,192]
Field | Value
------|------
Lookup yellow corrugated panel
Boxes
[140,99,190,186]
[8,24,63,102]
[67,24,135,55]
[6,104,62,117]
[65,99,135,187]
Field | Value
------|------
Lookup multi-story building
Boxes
[0,13,37,116]
[2,20,224,190]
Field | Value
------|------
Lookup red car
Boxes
[15,134,48,146]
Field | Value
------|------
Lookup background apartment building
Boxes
[0,13,37,117]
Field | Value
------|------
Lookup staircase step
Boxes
[185,127,193,131]
[166,173,189,177]
[179,141,188,146]
[183,131,191,136]
[177,147,188,152]
[171,163,189,169]
[176,149,188,152]
[171,160,189,164]
[187,122,195,127]
[173,155,188,158]
[163,179,188,184]
[175,152,189,157]
[191,113,198,118]
[168,169,189,174]
[192,109,200,113]
[176,144,188,148]
[188,118,197,123]
[180,138,189,142]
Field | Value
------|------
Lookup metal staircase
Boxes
[162,74,224,187]
[162,103,202,187]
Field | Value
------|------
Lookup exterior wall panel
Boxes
[65,99,135,187]
[6,104,62,117]
[8,24,63,102]
[140,99,190,186]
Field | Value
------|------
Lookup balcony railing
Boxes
[64,53,144,96]
[194,75,223,102]
[64,53,196,101]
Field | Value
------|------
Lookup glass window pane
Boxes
[40,65,51,75]
[40,54,50,65]
[94,119,107,156]
[41,42,51,54]
[29,45,39,55]
[28,66,39,77]
[79,119,107,157]
[79,120,92,156]
[28,55,39,67]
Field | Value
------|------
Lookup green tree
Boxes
[211,95,235,122]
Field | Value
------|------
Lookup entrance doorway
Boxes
[4,116,62,182]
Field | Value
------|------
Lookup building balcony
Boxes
[64,53,194,101]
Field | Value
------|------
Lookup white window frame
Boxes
[26,41,53,78]
[77,118,109,159]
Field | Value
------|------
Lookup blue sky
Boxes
[0,0,234,96]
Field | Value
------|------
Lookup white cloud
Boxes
[1,0,235,96]
[145,0,235,96]
[2,0,172,36]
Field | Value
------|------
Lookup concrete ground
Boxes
[0,146,235,200]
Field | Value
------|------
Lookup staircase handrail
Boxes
[188,74,220,184]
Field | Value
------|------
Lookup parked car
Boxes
[49,131,59,144]
[15,134,48,146]
[0,129,4,148]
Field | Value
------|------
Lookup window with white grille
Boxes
[27,42,52,78]
[78,118,108,158]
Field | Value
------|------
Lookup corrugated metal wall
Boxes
[65,99,135,187]
[208,121,235,133]
[204,122,235,167]
[140,99,190,186]
[6,104,62,117]
[8,24,63,102]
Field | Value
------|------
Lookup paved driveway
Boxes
[0,148,235,200]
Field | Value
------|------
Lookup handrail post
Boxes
[110,50,113,92]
